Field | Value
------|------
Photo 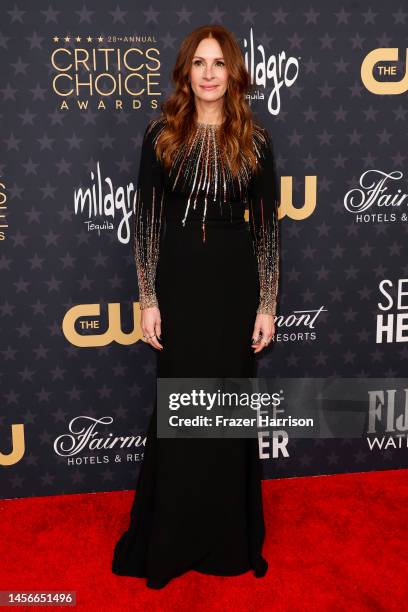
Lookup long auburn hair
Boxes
[154,24,259,176]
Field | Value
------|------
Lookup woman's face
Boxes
[189,37,228,103]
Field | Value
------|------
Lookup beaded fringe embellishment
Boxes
[133,184,164,309]
[137,117,279,315]
[249,195,279,316]
[149,118,268,243]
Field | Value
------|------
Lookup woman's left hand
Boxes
[251,313,275,354]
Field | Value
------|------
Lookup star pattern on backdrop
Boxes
[1,0,406,498]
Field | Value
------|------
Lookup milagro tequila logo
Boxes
[74,162,136,243]
[344,170,408,223]
[54,415,146,465]
[243,27,300,115]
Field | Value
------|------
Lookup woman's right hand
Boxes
[140,306,163,350]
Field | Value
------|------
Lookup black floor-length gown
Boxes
[112,115,280,589]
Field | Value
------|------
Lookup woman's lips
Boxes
[200,85,218,90]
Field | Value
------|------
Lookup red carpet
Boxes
[1,469,407,611]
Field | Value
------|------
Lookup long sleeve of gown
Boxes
[133,120,165,310]
[248,126,280,316]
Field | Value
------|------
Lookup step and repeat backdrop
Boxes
[1,0,407,499]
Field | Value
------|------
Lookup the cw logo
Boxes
[62,302,143,347]
[244,176,317,221]
[361,48,408,94]
[0,425,25,466]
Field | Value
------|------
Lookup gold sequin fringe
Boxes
[133,184,164,309]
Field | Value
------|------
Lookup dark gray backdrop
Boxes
[1,0,407,499]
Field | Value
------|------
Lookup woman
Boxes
[112,24,280,589]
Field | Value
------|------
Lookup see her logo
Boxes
[377,279,408,343]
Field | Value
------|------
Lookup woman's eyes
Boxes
[193,60,225,67]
